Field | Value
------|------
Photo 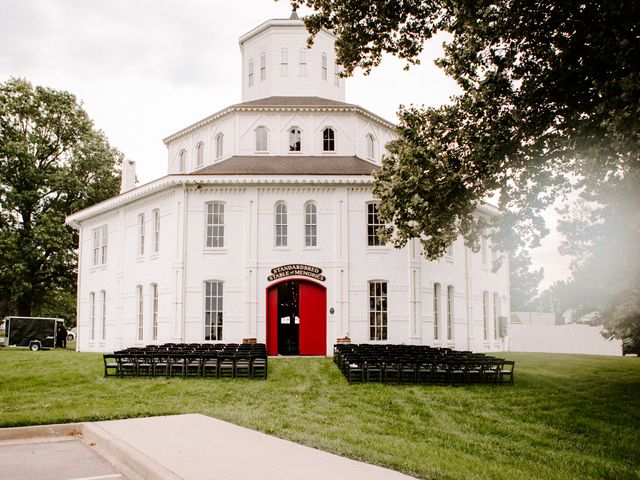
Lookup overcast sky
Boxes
[0,0,571,290]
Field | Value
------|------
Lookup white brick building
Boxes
[66,13,510,355]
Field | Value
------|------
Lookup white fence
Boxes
[509,323,622,356]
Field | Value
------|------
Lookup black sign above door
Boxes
[267,264,326,282]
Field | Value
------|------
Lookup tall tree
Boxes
[289,0,639,256]
[0,78,121,318]
[510,249,543,311]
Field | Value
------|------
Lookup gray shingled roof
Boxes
[231,96,356,108]
[191,156,379,176]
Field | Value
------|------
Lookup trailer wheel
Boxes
[29,341,41,351]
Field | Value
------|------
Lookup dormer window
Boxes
[366,134,376,160]
[196,142,204,167]
[299,48,307,76]
[179,149,186,172]
[280,48,288,76]
[323,128,335,152]
[215,133,224,159]
[321,52,327,80]
[248,59,254,87]
[255,126,268,152]
[260,52,266,81]
[289,127,301,152]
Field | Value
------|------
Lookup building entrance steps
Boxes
[88,414,417,480]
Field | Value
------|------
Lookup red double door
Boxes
[266,280,326,356]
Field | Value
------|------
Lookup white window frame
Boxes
[447,285,454,341]
[280,47,288,76]
[151,283,159,341]
[289,127,301,152]
[321,52,327,80]
[204,280,223,341]
[100,290,106,340]
[215,133,224,159]
[248,58,254,86]
[493,292,500,340]
[433,283,440,340]
[89,292,96,341]
[274,201,288,247]
[179,150,186,172]
[322,127,335,152]
[366,202,383,246]
[481,236,488,266]
[92,225,108,266]
[304,201,318,247]
[137,285,144,342]
[369,281,388,341]
[137,213,145,256]
[299,48,307,76]
[205,201,225,248]
[334,62,340,86]
[260,52,266,81]
[152,209,160,253]
[483,291,489,341]
[255,126,268,152]
[196,142,204,167]
[366,134,376,160]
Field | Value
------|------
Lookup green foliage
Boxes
[510,249,543,311]
[0,78,121,317]
[290,0,639,254]
[1,351,639,479]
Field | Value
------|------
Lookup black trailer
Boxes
[3,316,65,351]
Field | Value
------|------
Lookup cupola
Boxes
[238,12,345,102]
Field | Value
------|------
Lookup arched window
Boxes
[366,134,375,160]
[322,127,335,152]
[274,201,287,247]
[289,127,301,152]
[215,133,224,159]
[204,280,223,341]
[196,142,204,167]
[321,52,327,80]
[304,202,317,247]
[255,126,268,152]
[248,58,254,86]
[280,47,288,76]
[447,286,454,341]
[299,48,307,76]
[178,149,186,172]
[433,283,440,340]
[260,52,266,81]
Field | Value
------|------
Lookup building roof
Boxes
[162,96,395,145]
[231,96,355,108]
[192,155,379,176]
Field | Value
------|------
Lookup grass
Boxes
[0,349,638,480]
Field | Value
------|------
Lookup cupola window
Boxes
[366,134,376,160]
[321,52,327,80]
[280,48,288,76]
[196,142,204,167]
[215,133,224,159]
[179,149,186,172]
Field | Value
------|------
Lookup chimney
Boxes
[120,159,137,193]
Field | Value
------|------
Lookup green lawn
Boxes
[0,349,638,480]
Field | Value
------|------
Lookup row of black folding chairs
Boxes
[334,344,514,385]
[103,343,267,379]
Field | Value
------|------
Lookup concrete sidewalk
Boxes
[85,414,416,480]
